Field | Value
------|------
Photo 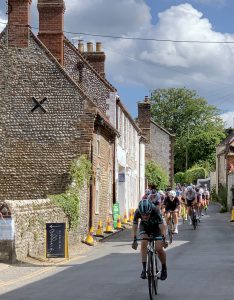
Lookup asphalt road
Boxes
[1,203,234,300]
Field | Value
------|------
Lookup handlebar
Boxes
[136,236,163,241]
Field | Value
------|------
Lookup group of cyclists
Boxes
[132,183,210,281]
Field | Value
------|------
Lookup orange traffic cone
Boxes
[116,215,122,230]
[128,209,132,223]
[105,217,114,233]
[230,209,234,222]
[83,226,94,246]
[95,220,104,237]
[129,209,134,223]
[123,211,128,224]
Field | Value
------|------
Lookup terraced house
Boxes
[0,0,145,260]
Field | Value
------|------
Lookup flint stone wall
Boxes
[2,198,89,260]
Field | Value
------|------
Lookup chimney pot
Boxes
[144,96,149,102]
[87,42,93,52]
[96,42,102,52]
[78,40,84,52]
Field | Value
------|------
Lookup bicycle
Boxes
[137,236,164,300]
[180,203,187,224]
[191,204,198,230]
[166,211,178,243]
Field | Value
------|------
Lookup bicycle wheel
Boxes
[168,220,173,243]
[192,211,197,230]
[147,251,157,300]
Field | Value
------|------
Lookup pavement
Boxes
[0,205,233,292]
[0,223,130,290]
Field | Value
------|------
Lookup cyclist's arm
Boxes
[158,223,166,236]
[132,209,140,239]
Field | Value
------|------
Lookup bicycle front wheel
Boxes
[147,251,157,300]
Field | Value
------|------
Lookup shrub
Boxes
[145,160,169,190]
[185,167,207,184]
[174,172,185,185]
[49,155,92,229]
[218,184,228,212]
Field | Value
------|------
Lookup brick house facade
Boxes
[137,97,175,187]
[0,0,119,258]
[216,129,234,194]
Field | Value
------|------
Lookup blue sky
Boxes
[0,0,234,127]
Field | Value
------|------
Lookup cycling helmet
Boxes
[145,189,151,196]
[168,190,176,198]
[151,189,157,195]
[138,199,153,215]
[158,190,165,196]
[187,186,193,191]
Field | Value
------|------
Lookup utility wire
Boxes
[1,20,234,44]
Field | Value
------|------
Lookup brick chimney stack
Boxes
[38,0,65,65]
[82,42,106,78]
[137,96,151,142]
[8,0,32,48]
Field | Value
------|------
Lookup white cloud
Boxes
[1,1,234,113]
[221,112,234,128]
[0,17,6,32]
[102,3,234,112]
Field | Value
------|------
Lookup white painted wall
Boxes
[115,106,145,218]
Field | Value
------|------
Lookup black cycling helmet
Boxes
[138,199,153,216]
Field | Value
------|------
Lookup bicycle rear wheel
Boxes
[147,251,157,300]
[192,211,197,230]
[168,220,173,243]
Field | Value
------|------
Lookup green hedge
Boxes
[145,160,169,190]
[185,167,207,184]
[174,172,185,184]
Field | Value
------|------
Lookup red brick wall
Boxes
[38,0,65,65]
[82,52,106,78]
[8,0,32,48]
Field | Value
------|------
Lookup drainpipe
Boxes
[89,143,93,228]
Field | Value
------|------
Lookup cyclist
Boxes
[162,190,180,234]
[142,188,151,200]
[131,199,168,280]
[204,184,210,206]
[185,186,197,224]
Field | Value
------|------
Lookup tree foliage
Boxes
[150,88,225,172]
[145,160,169,190]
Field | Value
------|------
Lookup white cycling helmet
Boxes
[168,190,176,198]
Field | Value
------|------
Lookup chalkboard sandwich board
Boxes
[45,223,68,258]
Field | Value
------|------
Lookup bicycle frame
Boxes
[138,236,162,300]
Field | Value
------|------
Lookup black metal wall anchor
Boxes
[31,97,47,113]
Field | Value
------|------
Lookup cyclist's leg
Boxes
[155,239,167,280]
[173,210,179,233]
[139,223,148,279]
[186,200,192,224]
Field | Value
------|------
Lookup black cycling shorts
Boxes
[139,221,161,237]
[186,200,194,207]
